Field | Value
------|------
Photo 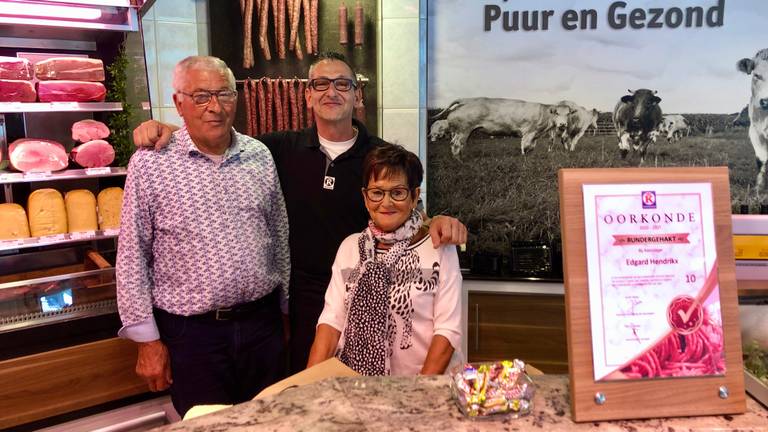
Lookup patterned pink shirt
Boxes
[117,127,289,342]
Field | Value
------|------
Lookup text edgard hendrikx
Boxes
[483,0,725,32]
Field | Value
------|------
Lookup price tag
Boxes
[0,102,24,112]
[0,172,21,182]
[0,238,25,249]
[85,167,111,176]
[103,228,120,237]
[49,102,79,110]
[70,230,96,240]
[23,171,52,180]
[39,233,67,244]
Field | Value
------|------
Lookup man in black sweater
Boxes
[132,52,466,376]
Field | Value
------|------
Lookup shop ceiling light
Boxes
[0,1,103,20]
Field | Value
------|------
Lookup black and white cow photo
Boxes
[427,1,767,261]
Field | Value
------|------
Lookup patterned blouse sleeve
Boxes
[432,245,463,351]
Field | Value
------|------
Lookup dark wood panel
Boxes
[468,293,568,374]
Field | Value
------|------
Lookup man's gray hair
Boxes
[172,56,236,92]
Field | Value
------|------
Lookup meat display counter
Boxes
[0,1,153,429]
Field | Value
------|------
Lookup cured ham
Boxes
[9,138,68,172]
[0,79,36,102]
[37,81,107,102]
[70,140,115,168]
[34,57,105,81]
[0,56,33,80]
[71,119,110,142]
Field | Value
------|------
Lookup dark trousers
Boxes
[288,284,326,374]
[154,292,285,417]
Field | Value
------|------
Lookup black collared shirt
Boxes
[259,119,385,292]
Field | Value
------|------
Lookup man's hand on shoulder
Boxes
[136,340,173,391]
[133,120,178,150]
[428,215,468,248]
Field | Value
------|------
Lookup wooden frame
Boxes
[558,167,745,422]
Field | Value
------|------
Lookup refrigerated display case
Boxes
[0,1,153,428]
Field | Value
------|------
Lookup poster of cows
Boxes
[426,0,768,277]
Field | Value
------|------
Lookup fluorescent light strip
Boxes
[0,1,103,20]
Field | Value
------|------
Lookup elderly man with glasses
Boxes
[131,52,467,376]
[116,56,289,416]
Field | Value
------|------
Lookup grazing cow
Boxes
[428,119,451,142]
[555,101,599,151]
[738,48,768,196]
[660,114,689,143]
[613,89,663,162]
[431,97,573,157]
[733,105,751,127]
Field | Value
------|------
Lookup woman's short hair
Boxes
[362,143,423,192]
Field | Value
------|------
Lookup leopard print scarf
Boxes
[337,210,423,375]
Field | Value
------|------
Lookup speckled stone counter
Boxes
[152,375,768,431]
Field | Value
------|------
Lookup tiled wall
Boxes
[377,0,422,156]
[141,0,210,126]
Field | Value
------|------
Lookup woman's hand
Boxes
[133,120,179,150]
[420,335,455,375]
[428,215,467,248]
[306,324,341,368]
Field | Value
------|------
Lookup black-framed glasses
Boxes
[308,77,357,92]
[178,89,238,106]
[363,187,410,202]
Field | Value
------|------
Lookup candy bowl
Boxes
[449,359,535,419]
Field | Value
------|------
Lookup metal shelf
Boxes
[0,102,123,113]
[0,229,119,252]
[0,167,126,184]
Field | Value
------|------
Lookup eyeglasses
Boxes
[178,89,238,106]
[308,77,357,92]
[363,187,410,202]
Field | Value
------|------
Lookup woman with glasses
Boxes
[307,143,463,375]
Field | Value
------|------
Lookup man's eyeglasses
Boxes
[308,78,357,92]
[363,187,410,202]
[178,89,238,106]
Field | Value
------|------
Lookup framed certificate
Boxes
[559,167,745,422]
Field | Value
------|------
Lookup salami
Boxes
[310,0,319,54]
[339,3,348,45]
[354,0,364,46]
[244,79,253,136]
[257,78,267,134]
[282,79,290,130]
[259,0,272,61]
[302,0,312,54]
[244,0,255,67]
[274,78,284,131]
[265,78,275,132]
[250,79,260,135]
[290,0,301,50]
[297,79,305,128]
[289,79,299,130]
[278,0,287,59]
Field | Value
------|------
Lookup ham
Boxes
[0,56,33,80]
[0,79,36,102]
[71,119,110,142]
[70,140,114,168]
[37,81,106,102]
[34,57,105,81]
[9,139,68,172]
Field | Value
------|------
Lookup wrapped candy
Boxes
[450,359,535,419]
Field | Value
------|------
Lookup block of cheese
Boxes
[97,187,123,230]
[0,203,31,240]
[28,189,67,237]
[65,189,98,233]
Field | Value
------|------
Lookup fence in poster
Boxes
[426,0,768,273]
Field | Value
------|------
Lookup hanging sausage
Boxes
[354,0,364,47]
[339,3,348,45]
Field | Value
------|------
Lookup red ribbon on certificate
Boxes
[612,233,690,245]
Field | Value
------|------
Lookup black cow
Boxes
[613,89,663,163]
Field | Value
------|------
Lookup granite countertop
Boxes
[153,375,768,431]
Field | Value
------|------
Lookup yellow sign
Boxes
[733,235,768,260]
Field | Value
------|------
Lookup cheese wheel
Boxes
[0,203,30,240]
[65,189,98,233]
[97,187,123,230]
[28,188,67,237]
